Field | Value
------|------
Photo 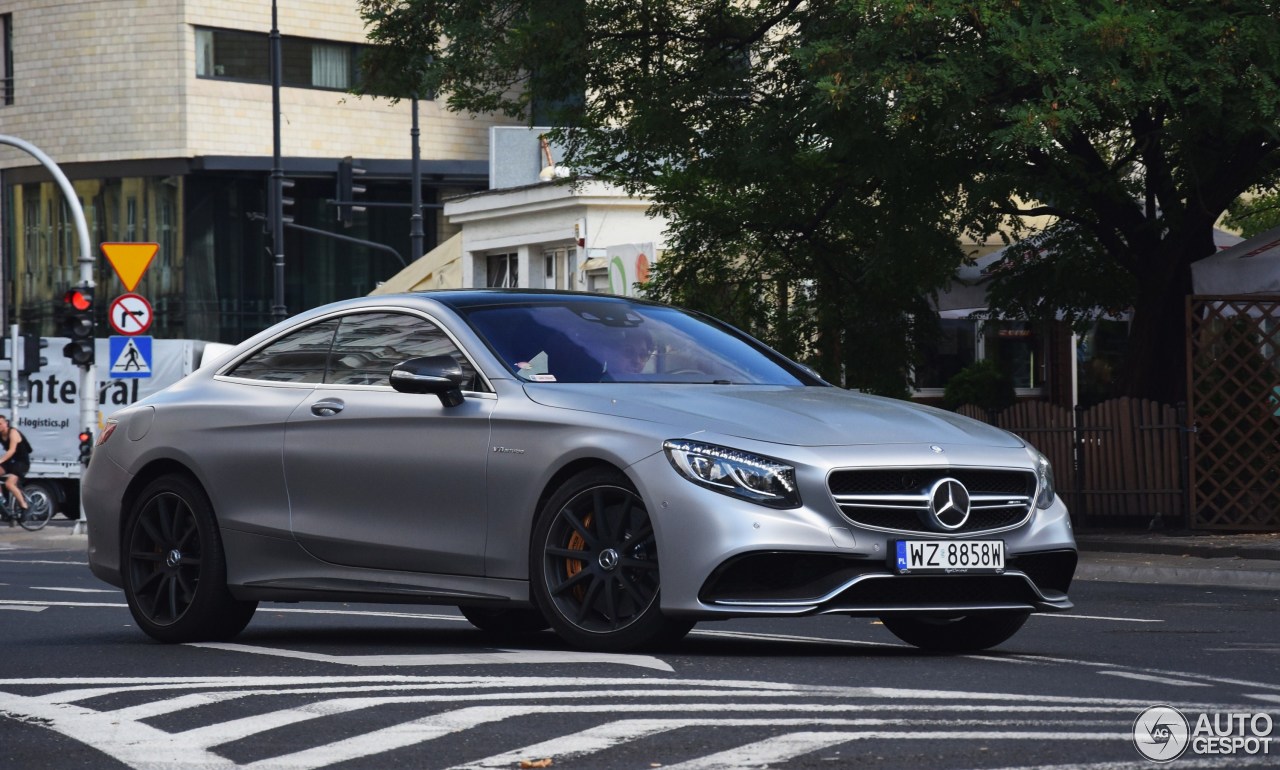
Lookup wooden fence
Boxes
[1186,296,1280,530]
[958,398,1186,525]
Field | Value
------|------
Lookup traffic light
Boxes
[20,332,47,376]
[60,286,95,367]
[78,430,93,465]
[336,156,366,227]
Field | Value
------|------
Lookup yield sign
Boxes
[101,242,158,292]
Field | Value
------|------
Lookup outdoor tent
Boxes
[938,227,1246,311]
[368,233,463,295]
[1191,223,1280,295]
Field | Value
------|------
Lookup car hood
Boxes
[522,384,1025,448]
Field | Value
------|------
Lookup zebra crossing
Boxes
[0,672,1267,769]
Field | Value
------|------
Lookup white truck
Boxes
[6,336,226,518]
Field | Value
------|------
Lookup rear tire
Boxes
[880,613,1029,652]
[122,474,257,643]
[531,468,691,651]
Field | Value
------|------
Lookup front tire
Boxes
[531,468,691,651]
[122,474,257,643]
[880,612,1029,652]
[22,480,59,523]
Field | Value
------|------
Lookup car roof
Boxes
[417,289,668,312]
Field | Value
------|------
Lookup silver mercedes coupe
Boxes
[85,290,1077,652]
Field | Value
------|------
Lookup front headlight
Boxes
[663,439,801,509]
[1034,451,1056,509]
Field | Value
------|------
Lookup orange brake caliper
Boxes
[565,512,593,600]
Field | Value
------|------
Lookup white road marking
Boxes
[1010,653,1280,692]
[31,586,118,593]
[0,558,88,565]
[0,604,44,612]
[1097,671,1212,687]
[987,757,1280,770]
[623,728,1128,770]
[451,718,1133,770]
[1034,613,1162,623]
[1,676,1264,770]
[187,642,675,672]
[689,629,903,648]
[0,599,124,608]
[0,598,468,622]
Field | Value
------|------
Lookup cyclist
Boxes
[0,415,32,523]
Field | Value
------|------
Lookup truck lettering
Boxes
[27,374,78,405]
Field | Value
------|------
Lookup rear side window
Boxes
[325,312,480,389]
[226,320,339,383]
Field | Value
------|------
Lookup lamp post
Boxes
[269,0,287,322]
[410,96,424,262]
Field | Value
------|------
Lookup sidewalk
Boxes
[1073,528,1280,592]
[2,519,1278,591]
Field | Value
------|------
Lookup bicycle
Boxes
[1,484,50,531]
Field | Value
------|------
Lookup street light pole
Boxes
[410,96,424,262]
[269,0,287,322]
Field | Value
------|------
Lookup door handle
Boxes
[310,399,345,417]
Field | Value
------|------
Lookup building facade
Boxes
[0,0,515,343]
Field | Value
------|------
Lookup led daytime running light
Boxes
[663,439,800,509]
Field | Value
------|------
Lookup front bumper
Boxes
[630,444,1077,619]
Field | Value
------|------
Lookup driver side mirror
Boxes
[390,355,468,407]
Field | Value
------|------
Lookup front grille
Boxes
[828,467,1037,535]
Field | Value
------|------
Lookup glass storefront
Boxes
[6,170,429,345]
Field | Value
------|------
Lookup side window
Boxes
[326,312,480,389]
[226,319,339,383]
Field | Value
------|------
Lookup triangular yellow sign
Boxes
[101,242,158,292]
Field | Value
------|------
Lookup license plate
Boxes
[895,540,1004,574]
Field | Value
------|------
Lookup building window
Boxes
[542,247,576,290]
[194,26,368,92]
[982,321,1044,391]
[487,254,518,288]
[915,319,978,390]
[1,14,13,105]
[914,318,1046,398]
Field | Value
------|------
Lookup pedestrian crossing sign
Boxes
[109,335,152,378]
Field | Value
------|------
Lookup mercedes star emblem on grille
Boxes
[928,477,971,530]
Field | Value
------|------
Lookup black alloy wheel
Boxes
[532,468,691,651]
[123,474,257,643]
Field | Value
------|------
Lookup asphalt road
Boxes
[1,533,1277,769]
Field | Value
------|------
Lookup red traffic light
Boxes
[64,288,93,311]
[78,431,92,444]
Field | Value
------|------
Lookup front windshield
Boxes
[463,299,814,385]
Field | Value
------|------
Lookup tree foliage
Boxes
[1224,186,1280,237]
[359,0,1280,401]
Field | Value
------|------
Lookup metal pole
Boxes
[0,135,94,532]
[410,96,424,262]
[269,0,287,322]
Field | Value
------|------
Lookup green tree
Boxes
[1224,186,1280,237]
[358,1,1280,401]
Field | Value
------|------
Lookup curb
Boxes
[1075,537,1280,562]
